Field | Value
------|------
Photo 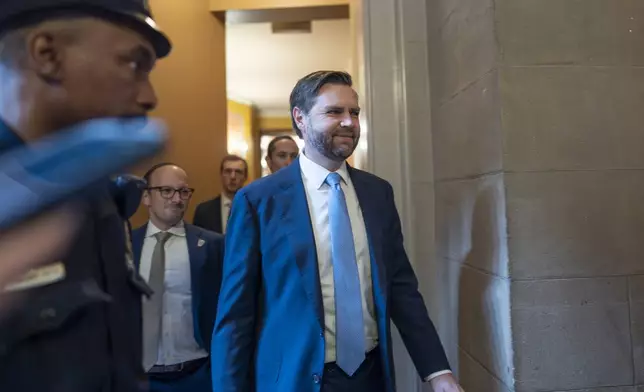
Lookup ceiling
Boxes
[225,18,352,117]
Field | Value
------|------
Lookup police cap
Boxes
[0,0,171,58]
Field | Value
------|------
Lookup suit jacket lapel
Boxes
[132,223,146,271]
[277,159,324,329]
[349,167,389,309]
[213,196,223,234]
[185,224,206,347]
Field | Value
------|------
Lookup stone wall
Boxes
[426,0,644,391]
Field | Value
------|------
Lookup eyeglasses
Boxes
[148,186,194,200]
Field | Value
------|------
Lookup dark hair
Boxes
[289,70,353,138]
[220,154,248,175]
[143,162,178,186]
[267,135,297,158]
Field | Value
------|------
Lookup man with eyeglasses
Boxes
[131,162,224,392]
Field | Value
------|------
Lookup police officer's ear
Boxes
[24,26,74,83]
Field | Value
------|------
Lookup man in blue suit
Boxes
[212,71,463,392]
[132,163,224,392]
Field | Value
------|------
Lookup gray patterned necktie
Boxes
[142,231,172,370]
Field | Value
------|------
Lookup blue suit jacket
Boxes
[211,158,450,392]
[132,223,224,351]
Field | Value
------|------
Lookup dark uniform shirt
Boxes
[0,119,147,392]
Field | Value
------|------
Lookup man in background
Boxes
[265,135,299,173]
[193,155,247,234]
[0,1,171,391]
[133,163,224,392]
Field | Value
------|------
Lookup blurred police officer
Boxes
[0,1,171,391]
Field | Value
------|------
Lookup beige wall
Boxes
[130,0,227,228]
[258,116,292,132]
[227,99,259,180]
[500,1,644,390]
[426,0,644,391]
[426,0,513,390]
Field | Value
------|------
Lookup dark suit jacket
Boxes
[0,121,146,392]
[193,196,223,234]
[211,158,450,392]
[132,223,224,351]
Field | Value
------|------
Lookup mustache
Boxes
[332,128,356,138]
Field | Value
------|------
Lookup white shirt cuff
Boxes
[424,370,452,382]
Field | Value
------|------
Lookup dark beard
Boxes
[306,125,358,162]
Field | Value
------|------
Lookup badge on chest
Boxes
[4,262,66,292]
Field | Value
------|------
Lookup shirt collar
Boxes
[221,194,232,206]
[145,220,186,238]
[0,118,24,154]
[299,150,350,190]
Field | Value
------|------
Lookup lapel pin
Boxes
[197,238,205,247]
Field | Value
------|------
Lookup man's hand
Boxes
[430,373,463,392]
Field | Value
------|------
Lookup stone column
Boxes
[427,0,644,391]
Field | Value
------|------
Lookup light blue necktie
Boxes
[326,172,366,376]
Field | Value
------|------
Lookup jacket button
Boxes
[312,373,321,384]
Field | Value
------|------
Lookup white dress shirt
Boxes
[299,152,378,363]
[299,153,452,381]
[140,221,208,366]
[221,194,232,233]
